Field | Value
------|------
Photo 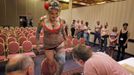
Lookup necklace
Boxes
[46,18,60,29]
[52,24,55,29]
[51,21,59,29]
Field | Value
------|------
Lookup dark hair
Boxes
[72,44,92,62]
[63,20,66,24]
[123,23,128,26]
[112,27,117,32]
[85,22,88,26]
[72,72,82,75]
[73,20,76,22]
[73,20,76,24]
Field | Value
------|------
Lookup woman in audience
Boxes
[36,0,66,75]
[109,27,118,57]
[100,22,109,52]
[117,23,130,61]
[72,44,130,75]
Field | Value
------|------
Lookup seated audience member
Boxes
[6,54,34,75]
[72,44,130,75]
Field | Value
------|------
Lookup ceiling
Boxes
[72,0,125,5]
[59,0,126,9]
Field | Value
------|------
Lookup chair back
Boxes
[8,41,19,54]
[22,40,32,52]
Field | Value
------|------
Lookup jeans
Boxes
[117,45,126,61]
[101,36,108,52]
[83,32,90,45]
[94,32,101,48]
[71,28,75,37]
[77,31,83,39]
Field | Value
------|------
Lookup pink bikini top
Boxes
[41,17,63,34]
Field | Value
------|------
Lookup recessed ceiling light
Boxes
[79,2,87,5]
[96,1,106,4]
[61,0,69,2]
[73,1,78,3]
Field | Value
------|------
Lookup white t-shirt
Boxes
[80,24,85,30]
[84,25,91,34]
[75,23,80,30]
[101,27,109,36]
[95,25,101,32]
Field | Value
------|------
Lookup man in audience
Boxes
[72,44,130,75]
[83,21,91,45]
[71,20,76,38]
[94,21,102,47]
[6,54,34,75]
[75,20,81,39]
[100,22,109,52]
[63,20,68,36]
[79,20,85,38]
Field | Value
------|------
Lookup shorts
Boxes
[44,42,66,64]
[109,45,116,49]
[44,47,66,64]
[45,47,57,50]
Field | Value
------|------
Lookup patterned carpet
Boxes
[0,44,132,75]
[34,55,82,75]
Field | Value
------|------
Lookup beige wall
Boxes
[60,0,134,55]
[0,0,46,27]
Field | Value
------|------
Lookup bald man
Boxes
[6,54,34,75]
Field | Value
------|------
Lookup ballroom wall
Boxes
[60,0,134,55]
[0,0,45,27]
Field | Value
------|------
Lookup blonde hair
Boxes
[112,27,117,32]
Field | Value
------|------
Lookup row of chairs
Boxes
[0,38,36,58]
[64,36,86,51]
[0,34,43,47]
[0,27,42,47]
[0,27,38,42]
[0,27,38,61]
